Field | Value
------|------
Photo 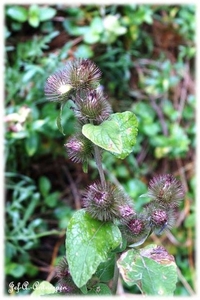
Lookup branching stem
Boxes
[93,145,106,188]
[112,254,119,295]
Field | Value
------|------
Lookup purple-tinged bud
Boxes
[119,204,135,220]
[120,214,150,246]
[127,216,146,236]
[74,89,112,124]
[151,209,168,226]
[145,201,176,235]
[148,174,185,208]
[55,257,80,294]
[64,133,93,164]
[83,182,133,222]
[55,257,70,279]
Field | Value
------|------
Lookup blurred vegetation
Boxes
[5,4,195,296]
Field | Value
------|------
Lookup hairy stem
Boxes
[112,255,119,295]
[93,145,106,188]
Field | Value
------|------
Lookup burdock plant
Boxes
[39,59,185,296]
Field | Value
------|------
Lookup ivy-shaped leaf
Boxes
[117,244,178,296]
[82,111,138,159]
[66,209,122,288]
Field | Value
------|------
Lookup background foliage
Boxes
[5,4,195,295]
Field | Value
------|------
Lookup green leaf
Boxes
[83,30,100,44]
[83,17,103,44]
[6,263,26,278]
[7,6,28,22]
[117,244,178,296]
[31,281,56,296]
[66,209,122,288]
[112,235,127,253]
[87,283,112,295]
[80,285,88,294]
[56,101,67,135]
[28,5,40,28]
[91,17,104,34]
[39,7,56,22]
[25,133,39,156]
[75,44,94,59]
[82,111,138,159]
[39,176,51,197]
[95,252,115,282]
[82,161,88,173]
[44,192,59,208]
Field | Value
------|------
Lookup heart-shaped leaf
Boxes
[117,244,178,296]
[82,111,138,159]
[66,209,121,288]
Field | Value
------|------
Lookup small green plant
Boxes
[32,58,186,296]
[6,5,56,28]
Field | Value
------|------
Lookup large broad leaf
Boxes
[66,209,122,288]
[117,244,178,296]
[95,252,115,282]
[82,111,138,159]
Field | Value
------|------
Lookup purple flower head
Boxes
[83,182,134,222]
[64,133,93,164]
[44,59,102,102]
[148,174,185,208]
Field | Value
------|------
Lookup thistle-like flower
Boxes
[64,133,93,164]
[148,174,185,208]
[120,214,150,245]
[44,59,102,102]
[119,204,135,221]
[127,215,148,236]
[44,68,73,102]
[83,181,134,222]
[145,202,176,235]
[73,89,112,124]
[55,257,80,294]
[55,257,70,280]
[65,59,102,90]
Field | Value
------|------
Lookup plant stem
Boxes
[112,255,119,295]
[93,144,106,188]
[6,229,63,240]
